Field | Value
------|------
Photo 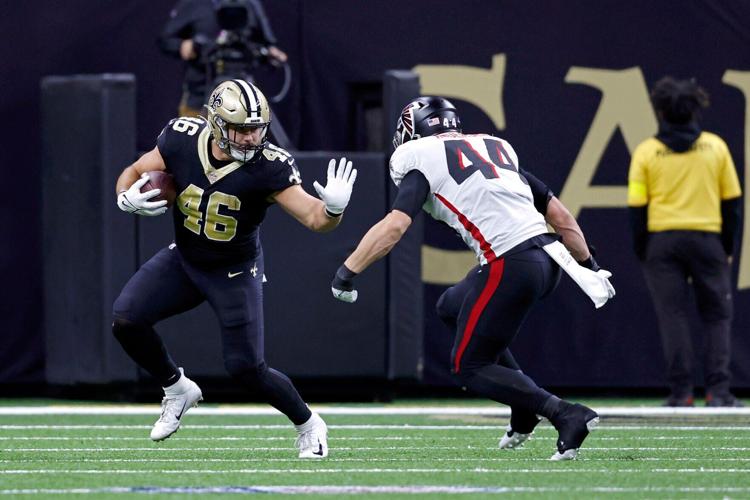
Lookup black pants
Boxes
[643,231,734,397]
[436,245,561,420]
[112,245,311,424]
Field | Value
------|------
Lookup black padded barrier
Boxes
[382,71,424,380]
[41,74,139,384]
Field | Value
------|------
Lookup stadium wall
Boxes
[2,1,750,391]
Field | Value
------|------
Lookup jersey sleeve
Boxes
[718,138,742,200]
[389,144,418,187]
[264,147,303,193]
[391,170,430,218]
[519,168,554,215]
[627,142,650,207]
[156,119,182,172]
[389,139,448,193]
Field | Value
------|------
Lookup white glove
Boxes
[117,173,168,216]
[313,157,357,216]
[331,264,358,303]
[332,287,358,303]
[542,241,616,308]
[576,268,616,309]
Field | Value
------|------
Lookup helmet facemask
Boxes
[215,116,269,162]
[205,79,271,163]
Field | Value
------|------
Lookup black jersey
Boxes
[156,117,301,268]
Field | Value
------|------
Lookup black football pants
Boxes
[112,245,311,425]
[643,231,734,398]
[436,246,562,422]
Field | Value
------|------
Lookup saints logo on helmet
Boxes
[205,79,271,162]
[392,96,462,149]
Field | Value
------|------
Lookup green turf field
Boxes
[1,401,749,499]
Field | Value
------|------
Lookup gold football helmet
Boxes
[205,79,271,162]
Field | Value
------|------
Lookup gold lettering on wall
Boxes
[722,70,750,290]
[414,54,507,130]
[421,245,477,285]
[560,67,657,218]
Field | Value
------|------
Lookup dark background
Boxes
[3,1,750,394]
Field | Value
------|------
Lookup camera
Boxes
[198,0,274,89]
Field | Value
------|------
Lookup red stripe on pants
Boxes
[454,258,505,373]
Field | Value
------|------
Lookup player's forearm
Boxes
[345,212,410,273]
[544,197,590,261]
[115,166,140,194]
[548,218,589,261]
[307,202,342,233]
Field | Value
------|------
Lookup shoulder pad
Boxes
[261,144,294,164]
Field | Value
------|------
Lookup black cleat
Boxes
[549,403,599,460]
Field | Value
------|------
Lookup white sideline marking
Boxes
[5,446,750,453]
[2,424,750,431]
[3,435,750,441]
[2,486,750,495]
[2,468,749,475]
[4,457,750,464]
[0,405,748,416]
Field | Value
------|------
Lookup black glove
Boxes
[331,264,358,303]
[578,254,601,272]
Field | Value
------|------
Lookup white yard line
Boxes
[0,429,750,443]
[2,424,750,431]
[2,435,750,441]
[0,405,748,416]
[1,468,749,474]
[4,446,750,452]
[4,457,750,463]
[2,486,750,495]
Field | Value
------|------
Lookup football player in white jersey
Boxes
[330,96,615,460]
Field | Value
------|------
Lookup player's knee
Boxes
[450,369,477,394]
[112,294,130,320]
[451,360,489,389]
[112,316,144,342]
[225,356,267,384]
[112,292,143,325]
[436,289,458,324]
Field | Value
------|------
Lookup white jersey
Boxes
[390,132,548,265]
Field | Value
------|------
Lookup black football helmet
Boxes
[392,96,462,149]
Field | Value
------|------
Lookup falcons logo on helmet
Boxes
[393,100,427,149]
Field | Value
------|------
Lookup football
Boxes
[141,171,177,207]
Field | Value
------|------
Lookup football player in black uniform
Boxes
[113,79,356,458]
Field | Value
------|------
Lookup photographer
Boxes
[159,0,288,117]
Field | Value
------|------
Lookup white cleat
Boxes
[499,425,534,449]
[295,413,328,458]
[150,369,203,442]
[550,448,579,461]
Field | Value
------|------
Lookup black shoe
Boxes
[509,410,542,434]
[663,395,694,407]
[499,412,542,450]
[549,403,599,461]
[706,393,744,407]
